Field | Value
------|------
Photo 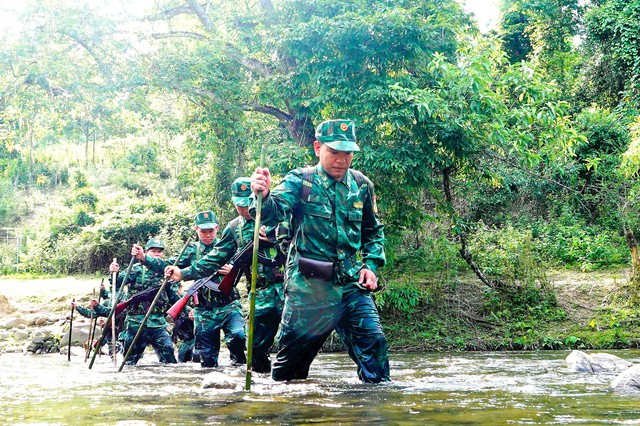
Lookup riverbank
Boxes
[1,269,639,353]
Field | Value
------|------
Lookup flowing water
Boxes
[1,349,640,425]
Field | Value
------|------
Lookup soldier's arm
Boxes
[180,224,237,281]
[360,181,386,273]
[144,248,192,274]
[252,170,303,226]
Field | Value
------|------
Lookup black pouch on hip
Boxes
[297,256,334,280]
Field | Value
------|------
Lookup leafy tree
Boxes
[580,0,640,110]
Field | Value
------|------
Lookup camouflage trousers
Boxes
[194,301,246,368]
[177,338,199,363]
[252,283,285,373]
[121,323,177,365]
[272,289,390,383]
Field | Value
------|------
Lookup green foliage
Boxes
[534,220,627,271]
[65,188,99,210]
[469,223,550,286]
[73,171,89,189]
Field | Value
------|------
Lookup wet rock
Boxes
[612,364,640,392]
[565,350,632,373]
[201,371,243,390]
[13,329,30,341]
[60,323,91,347]
[1,317,29,329]
[24,331,60,354]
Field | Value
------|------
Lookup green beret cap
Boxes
[231,177,252,207]
[315,119,360,152]
[144,238,165,251]
[194,211,217,229]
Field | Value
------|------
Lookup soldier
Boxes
[71,285,126,356]
[248,119,390,383]
[164,178,287,373]
[112,238,179,365]
[134,211,246,368]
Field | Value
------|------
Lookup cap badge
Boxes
[240,184,247,190]
[204,213,209,219]
[340,123,348,131]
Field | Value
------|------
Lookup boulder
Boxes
[565,350,633,373]
[13,329,30,341]
[24,331,60,354]
[202,371,243,390]
[612,364,640,392]
[60,323,92,347]
[1,317,29,329]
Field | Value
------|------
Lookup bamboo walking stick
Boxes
[111,259,118,367]
[118,238,191,372]
[68,298,75,361]
[246,147,265,391]
[85,287,97,362]
[89,256,136,369]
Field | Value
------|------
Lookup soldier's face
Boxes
[196,226,218,245]
[147,247,164,259]
[314,141,354,180]
[235,205,252,220]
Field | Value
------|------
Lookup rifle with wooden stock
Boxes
[166,240,254,320]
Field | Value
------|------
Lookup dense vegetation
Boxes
[2,0,640,350]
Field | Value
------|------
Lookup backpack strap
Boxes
[300,166,315,202]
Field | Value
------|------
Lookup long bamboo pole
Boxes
[245,146,265,391]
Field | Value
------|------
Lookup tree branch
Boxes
[151,31,206,40]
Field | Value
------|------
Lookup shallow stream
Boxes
[1,349,639,425]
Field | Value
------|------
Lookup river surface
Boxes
[1,349,640,425]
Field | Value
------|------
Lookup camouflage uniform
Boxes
[251,119,390,383]
[180,179,286,373]
[76,287,127,355]
[118,239,179,365]
[144,212,246,368]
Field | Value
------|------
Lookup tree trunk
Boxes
[441,167,508,291]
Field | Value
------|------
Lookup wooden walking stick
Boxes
[85,285,99,362]
[89,256,136,369]
[246,146,265,391]
[118,238,191,372]
[111,258,118,367]
[68,298,75,361]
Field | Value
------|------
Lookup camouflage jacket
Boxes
[180,216,286,289]
[249,165,385,302]
[114,263,179,327]
[144,239,241,308]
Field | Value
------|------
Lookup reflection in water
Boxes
[2,350,640,424]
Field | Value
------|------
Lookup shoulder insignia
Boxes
[353,201,363,209]
[372,195,379,215]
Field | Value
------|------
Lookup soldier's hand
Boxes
[258,225,269,241]
[90,298,99,307]
[358,268,378,291]
[188,310,195,321]
[251,167,271,198]
[131,244,146,262]
[165,265,182,281]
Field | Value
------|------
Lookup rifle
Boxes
[114,285,163,317]
[166,240,254,320]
